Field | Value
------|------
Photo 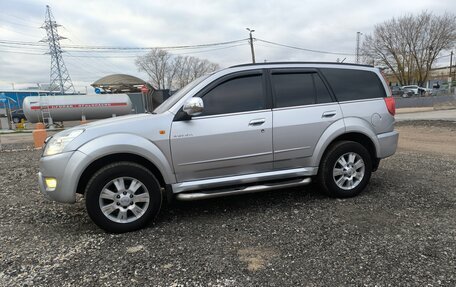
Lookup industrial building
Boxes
[0,90,52,110]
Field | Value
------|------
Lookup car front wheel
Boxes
[85,162,162,233]
[318,141,372,198]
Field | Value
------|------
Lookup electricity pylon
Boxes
[41,5,75,94]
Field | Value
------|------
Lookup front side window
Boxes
[199,74,265,116]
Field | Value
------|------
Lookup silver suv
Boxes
[38,62,398,233]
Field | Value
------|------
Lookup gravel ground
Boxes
[1,121,456,286]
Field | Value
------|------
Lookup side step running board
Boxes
[175,177,311,201]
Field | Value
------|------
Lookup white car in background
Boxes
[401,85,433,97]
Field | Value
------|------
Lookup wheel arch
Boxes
[327,133,376,161]
[311,118,380,169]
[76,153,167,195]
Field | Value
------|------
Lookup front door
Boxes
[170,71,273,182]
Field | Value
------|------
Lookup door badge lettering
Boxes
[173,133,193,138]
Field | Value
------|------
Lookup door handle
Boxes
[322,111,337,118]
[249,118,266,126]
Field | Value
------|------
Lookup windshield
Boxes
[153,74,212,114]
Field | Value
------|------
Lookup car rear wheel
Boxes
[318,141,372,198]
[85,162,162,233]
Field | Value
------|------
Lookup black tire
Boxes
[12,117,20,123]
[85,162,162,233]
[317,141,372,198]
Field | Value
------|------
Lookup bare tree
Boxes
[135,48,172,89]
[136,49,220,90]
[362,12,456,86]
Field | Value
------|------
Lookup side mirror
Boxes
[183,97,204,116]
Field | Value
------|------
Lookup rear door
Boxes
[270,69,342,170]
[170,70,273,182]
[320,68,392,134]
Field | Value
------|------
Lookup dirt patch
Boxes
[396,107,433,114]
[238,247,278,272]
[396,121,456,156]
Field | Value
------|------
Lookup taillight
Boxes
[379,70,395,116]
[379,70,393,97]
[384,97,396,116]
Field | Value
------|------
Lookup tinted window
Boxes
[321,68,386,101]
[272,73,315,108]
[314,74,333,104]
[200,75,265,116]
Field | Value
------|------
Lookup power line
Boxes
[0,43,47,51]
[0,39,47,46]
[61,26,131,73]
[256,38,356,56]
[65,56,112,77]
[0,39,249,57]
[66,43,249,57]
[435,53,451,60]
[0,38,249,51]
[0,43,248,58]
[174,43,248,55]
[2,36,452,62]
[0,49,44,55]
[60,38,248,50]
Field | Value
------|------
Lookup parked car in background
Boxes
[401,85,432,97]
[11,109,26,123]
[391,86,403,97]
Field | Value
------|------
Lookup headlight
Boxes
[43,129,84,156]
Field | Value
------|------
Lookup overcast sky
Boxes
[1,0,455,92]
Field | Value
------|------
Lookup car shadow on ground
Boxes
[154,182,340,227]
[42,174,388,234]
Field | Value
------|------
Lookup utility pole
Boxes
[41,5,75,94]
[449,51,453,93]
[246,28,256,63]
[356,32,363,64]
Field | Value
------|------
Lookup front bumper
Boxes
[38,150,89,203]
[377,130,399,158]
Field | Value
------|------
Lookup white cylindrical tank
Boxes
[23,94,133,123]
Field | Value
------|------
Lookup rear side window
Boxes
[320,68,386,101]
[272,73,314,108]
[272,72,333,108]
[200,75,265,116]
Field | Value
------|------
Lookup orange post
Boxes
[33,123,47,148]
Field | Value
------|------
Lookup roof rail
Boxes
[230,61,374,68]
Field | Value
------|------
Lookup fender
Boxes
[343,117,381,154]
[77,133,176,184]
[310,117,380,167]
[310,118,345,167]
